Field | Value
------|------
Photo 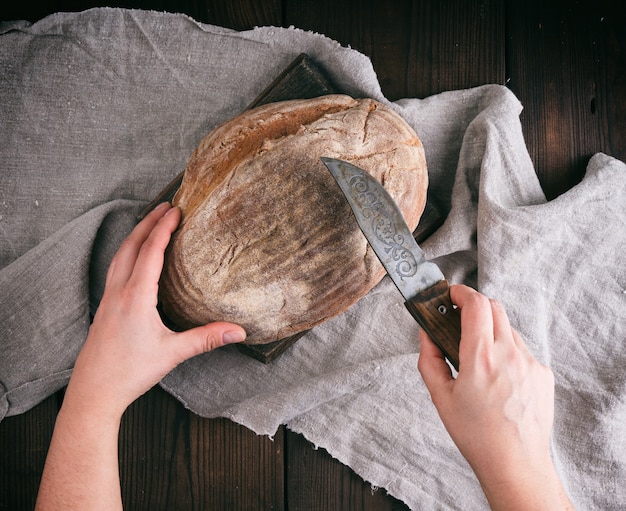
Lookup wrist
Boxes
[476,457,572,511]
[60,377,127,428]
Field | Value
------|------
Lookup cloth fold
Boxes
[1,8,624,510]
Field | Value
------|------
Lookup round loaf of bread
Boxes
[159,94,428,344]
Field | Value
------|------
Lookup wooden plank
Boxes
[406,0,506,98]
[202,0,282,28]
[285,0,412,101]
[0,395,59,511]
[285,0,505,101]
[118,387,285,510]
[187,414,284,510]
[118,388,187,509]
[506,0,626,199]
[598,4,626,162]
[285,431,409,511]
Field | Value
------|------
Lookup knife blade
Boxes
[321,157,461,370]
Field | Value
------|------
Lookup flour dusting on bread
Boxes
[159,95,428,344]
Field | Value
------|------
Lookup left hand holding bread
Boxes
[66,201,247,418]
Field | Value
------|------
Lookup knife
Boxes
[321,157,461,371]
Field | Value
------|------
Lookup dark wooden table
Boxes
[1,1,624,509]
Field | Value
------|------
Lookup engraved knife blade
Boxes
[321,157,461,370]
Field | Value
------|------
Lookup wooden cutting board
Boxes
[141,53,444,363]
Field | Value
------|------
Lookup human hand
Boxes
[65,202,246,420]
[418,285,571,510]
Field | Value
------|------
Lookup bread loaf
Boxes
[159,94,428,344]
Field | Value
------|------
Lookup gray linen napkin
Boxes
[1,8,624,510]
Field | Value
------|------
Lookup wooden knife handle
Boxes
[405,280,461,371]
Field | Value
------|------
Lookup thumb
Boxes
[418,329,454,398]
[173,322,247,362]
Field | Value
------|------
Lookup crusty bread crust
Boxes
[159,94,428,344]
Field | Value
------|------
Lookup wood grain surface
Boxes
[1,1,624,510]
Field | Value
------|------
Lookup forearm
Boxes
[35,389,124,511]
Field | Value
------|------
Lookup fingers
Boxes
[418,329,455,394]
[489,299,515,344]
[450,285,494,361]
[126,206,180,297]
[105,202,172,292]
[447,285,529,370]
[171,322,247,364]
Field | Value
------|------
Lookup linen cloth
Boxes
[1,8,625,510]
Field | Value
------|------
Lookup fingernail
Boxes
[154,202,170,212]
[164,206,178,218]
[222,330,246,344]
